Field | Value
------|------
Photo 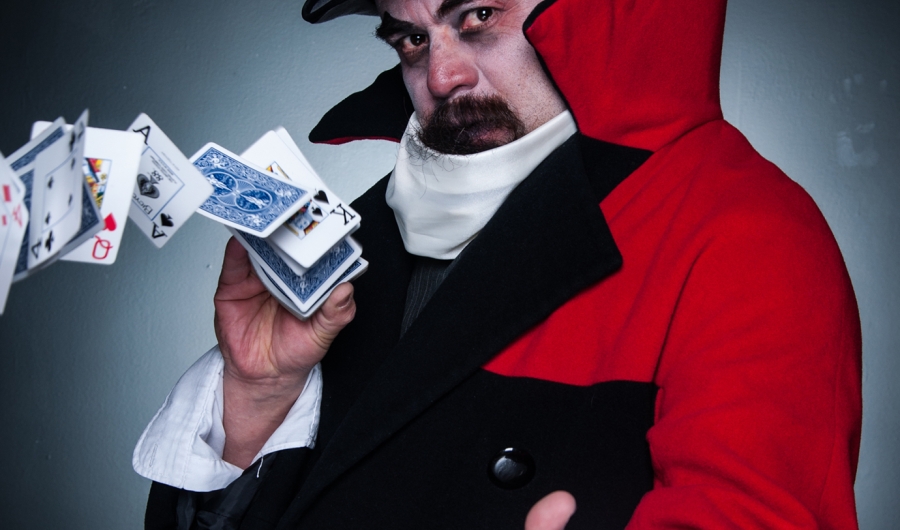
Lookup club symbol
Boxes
[160,213,174,227]
[313,190,329,204]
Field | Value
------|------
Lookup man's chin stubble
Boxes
[416,95,527,155]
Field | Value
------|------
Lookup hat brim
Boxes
[302,0,378,23]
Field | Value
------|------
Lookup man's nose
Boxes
[426,33,478,99]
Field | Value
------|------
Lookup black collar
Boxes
[308,64,412,145]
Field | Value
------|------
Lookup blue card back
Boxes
[193,146,308,234]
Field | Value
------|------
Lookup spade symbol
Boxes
[137,174,160,199]
[313,190,329,204]
[44,231,54,252]
[47,176,54,189]
[312,206,324,218]
[71,158,76,170]
[160,213,174,227]
[68,194,73,206]
[69,131,76,152]
[45,213,51,225]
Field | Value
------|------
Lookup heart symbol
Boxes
[160,213,174,227]
[137,174,159,199]
[313,190,329,204]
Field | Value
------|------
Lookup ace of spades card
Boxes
[127,113,214,247]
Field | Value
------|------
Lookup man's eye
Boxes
[461,7,494,30]
[396,33,427,52]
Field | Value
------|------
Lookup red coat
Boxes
[486,0,862,527]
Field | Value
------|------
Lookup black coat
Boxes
[146,68,656,530]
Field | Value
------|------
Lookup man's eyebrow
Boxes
[375,12,417,42]
[436,0,476,19]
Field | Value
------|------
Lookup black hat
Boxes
[302,0,378,23]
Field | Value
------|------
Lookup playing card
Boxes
[248,251,368,320]
[56,175,104,259]
[0,153,29,314]
[269,233,313,277]
[192,143,311,238]
[304,256,367,316]
[33,122,143,264]
[230,227,361,314]
[7,111,88,275]
[10,167,34,282]
[247,251,307,320]
[242,130,321,187]
[32,110,89,268]
[127,113,214,247]
[242,129,361,268]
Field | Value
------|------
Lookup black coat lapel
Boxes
[280,135,627,523]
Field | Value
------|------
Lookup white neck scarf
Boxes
[385,110,577,259]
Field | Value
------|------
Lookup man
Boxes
[135,0,862,528]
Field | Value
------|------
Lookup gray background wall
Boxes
[0,0,896,527]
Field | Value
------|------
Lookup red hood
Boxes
[525,0,726,151]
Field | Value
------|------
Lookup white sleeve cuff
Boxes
[132,345,322,492]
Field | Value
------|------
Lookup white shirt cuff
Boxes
[132,345,322,492]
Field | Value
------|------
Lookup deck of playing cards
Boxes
[0,110,364,321]
[191,129,366,320]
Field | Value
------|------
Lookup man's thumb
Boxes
[525,491,576,530]
[310,282,356,346]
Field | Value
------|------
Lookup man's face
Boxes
[374,0,567,154]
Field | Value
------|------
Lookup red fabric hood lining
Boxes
[525,0,726,152]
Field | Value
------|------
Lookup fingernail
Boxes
[336,291,353,309]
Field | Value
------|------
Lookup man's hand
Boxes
[214,237,356,468]
[525,491,576,530]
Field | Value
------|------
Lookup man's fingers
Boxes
[218,237,253,287]
[309,282,356,349]
[525,491,576,530]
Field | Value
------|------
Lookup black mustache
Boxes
[416,95,526,155]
